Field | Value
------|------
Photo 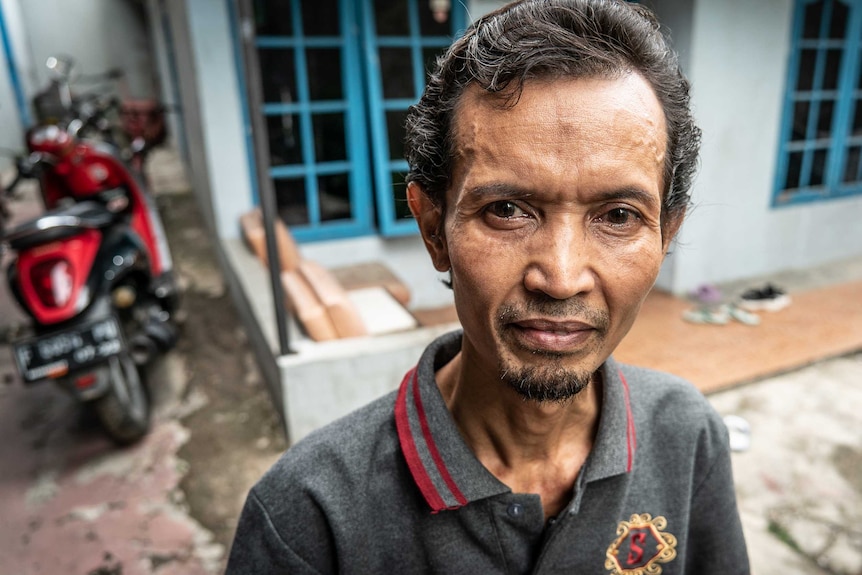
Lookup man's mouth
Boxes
[508,318,598,353]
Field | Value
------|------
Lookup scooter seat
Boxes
[3,201,116,250]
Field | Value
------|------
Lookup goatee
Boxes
[500,363,593,404]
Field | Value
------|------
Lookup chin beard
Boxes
[500,361,593,404]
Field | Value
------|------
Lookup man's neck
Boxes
[436,351,603,519]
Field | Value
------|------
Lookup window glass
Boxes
[852,99,862,135]
[302,0,339,35]
[275,178,309,226]
[810,148,829,186]
[259,49,297,103]
[817,99,835,137]
[312,113,347,162]
[830,1,850,38]
[255,0,294,36]
[375,0,409,36]
[803,0,825,38]
[267,114,304,166]
[307,49,344,100]
[823,49,844,90]
[386,109,408,160]
[379,48,414,98]
[843,146,861,182]
[785,151,804,190]
[792,100,811,140]
[797,50,817,91]
[319,174,352,221]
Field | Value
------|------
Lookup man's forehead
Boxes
[454,76,666,161]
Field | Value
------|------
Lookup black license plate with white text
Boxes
[13,317,124,382]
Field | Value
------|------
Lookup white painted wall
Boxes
[17,0,155,99]
[673,0,862,295]
[183,0,255,239]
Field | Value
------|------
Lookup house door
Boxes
[250,0,466,242]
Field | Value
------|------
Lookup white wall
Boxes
[672,0,862,294]
[183,0,255,239]
[18,0,155,99]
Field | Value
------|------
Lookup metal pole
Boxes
[234,0,293,355]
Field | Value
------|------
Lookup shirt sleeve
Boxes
[685,438,751,575]
[225,489,331,575]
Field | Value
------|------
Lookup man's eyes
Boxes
[602,207,640,226]
[486,201,528,219]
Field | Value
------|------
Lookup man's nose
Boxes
[522,224,596,300]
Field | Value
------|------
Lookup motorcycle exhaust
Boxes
[129,316,177,365]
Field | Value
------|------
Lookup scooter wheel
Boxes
[94,354,151,445]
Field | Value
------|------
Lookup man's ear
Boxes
[407,181,450,272]
[661,209,686,254]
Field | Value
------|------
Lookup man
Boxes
[226,1,750,573]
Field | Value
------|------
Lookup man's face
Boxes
[411,73,674,402]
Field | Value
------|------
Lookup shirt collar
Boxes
[395,331,636,513]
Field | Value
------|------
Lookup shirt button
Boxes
[507,503,524,518]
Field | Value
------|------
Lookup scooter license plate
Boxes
[13,317,125,383]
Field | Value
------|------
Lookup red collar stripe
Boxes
[411,371,468,508]
[396,366,467,512]
[395,367,447,511]
[618,370,637,473]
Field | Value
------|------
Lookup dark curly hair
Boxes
[405,0,700,230]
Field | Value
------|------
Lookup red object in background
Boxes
[16,229,102,325]
[120,99,166,149]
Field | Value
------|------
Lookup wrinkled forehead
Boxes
[450,74,668,180]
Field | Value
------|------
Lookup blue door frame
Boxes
[244,0,466,243]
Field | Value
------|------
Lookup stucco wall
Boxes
[672,0,862,294]
[18,0,155,99]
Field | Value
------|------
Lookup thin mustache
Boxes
[498,299,609,331]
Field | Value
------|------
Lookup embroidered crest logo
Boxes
[605,513,678,575]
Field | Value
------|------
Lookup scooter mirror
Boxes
[45,55,74,79]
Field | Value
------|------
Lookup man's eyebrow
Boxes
[462,183,535,199]
[596,187,661,211]
[464,183,660,210]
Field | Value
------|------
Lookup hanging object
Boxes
[430,0,450,23]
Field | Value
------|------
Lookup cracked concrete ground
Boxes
[711,353,862,575]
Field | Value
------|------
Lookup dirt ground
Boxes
[156,190,288,555]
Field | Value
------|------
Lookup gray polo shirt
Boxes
[227,331,749,574]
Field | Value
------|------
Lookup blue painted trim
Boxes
[369,0,468,237]
[226,0,260,205]
[270,160,352,178]
[263,101,349,115]
[257,35,343,48]
[773,0,862,207]
[341,0,374,239]
[0,2,31,128]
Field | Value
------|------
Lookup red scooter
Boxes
[1,62,178,444]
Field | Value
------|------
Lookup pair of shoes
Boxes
[682,304,761,326]
[738,283,791,312]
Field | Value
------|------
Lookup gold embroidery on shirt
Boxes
[605,513,678,575]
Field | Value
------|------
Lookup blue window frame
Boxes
[363,0,467,236]
[251,0,466,242]
[774,0,862,206]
